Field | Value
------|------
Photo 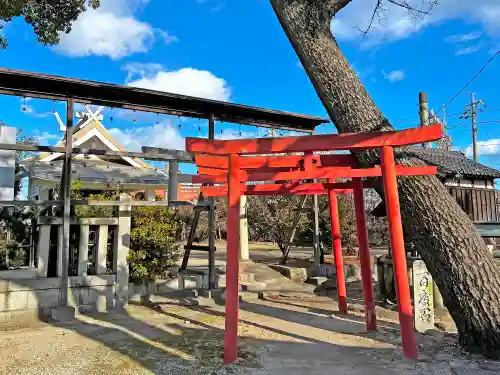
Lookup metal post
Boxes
[208,113,217,289]
[328,190,347,314]
[471,92,478,162]
[224,153,240,364]
[167,160,179,203]
[59,99,73,306]
[419,92,430,149]
[353,178,377,332]
[380,146,417,360]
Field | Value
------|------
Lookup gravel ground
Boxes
[1,294,500,375]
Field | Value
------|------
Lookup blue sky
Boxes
[1,0,500,172]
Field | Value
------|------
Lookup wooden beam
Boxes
[0,143,195,163]
[194,154,356,169]
[197,166,294,176]
[186,124,443,155]
[59,98,73,306]
[192,165,437,184]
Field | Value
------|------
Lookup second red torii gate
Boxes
[185,123,442,363]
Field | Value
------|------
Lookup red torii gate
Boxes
[185,123,442,363]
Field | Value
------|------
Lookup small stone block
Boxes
[194,297,215,307]
[198,289,213,298]
[245,282,268,292]
[307,277,328,286]
[50,306,76,321]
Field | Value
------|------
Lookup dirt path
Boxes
[1,294,499,375]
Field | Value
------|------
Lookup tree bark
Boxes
[270,0,500,357]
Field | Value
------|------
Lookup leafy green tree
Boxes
[128,206,182,282]
[0,122,38,269]
[0,0,100,48]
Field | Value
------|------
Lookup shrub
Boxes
[0,239,27,269]
[128,206,182,282]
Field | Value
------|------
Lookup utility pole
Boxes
[419,92,431,148]
[460,93,486,162]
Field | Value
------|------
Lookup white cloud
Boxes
[383,70,405,83]
[53,0,176,60]
[332,0,500,45]
[465,138,500,156]
[109,121,185,152]
[455,45,482,55]
[126,65,232,101]
[445,31,482,43]
[37,132,61,145]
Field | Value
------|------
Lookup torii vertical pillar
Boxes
[328,190,347,314]
[224,153,241,364]
[353,178,377,332]
[380,146,418,360]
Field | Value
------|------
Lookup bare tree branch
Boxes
[357,0,383,35]
[387,0,439,16]
[355,0,440,36]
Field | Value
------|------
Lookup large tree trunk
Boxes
[270,0,500,357]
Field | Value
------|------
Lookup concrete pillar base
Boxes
[50,306,76,321]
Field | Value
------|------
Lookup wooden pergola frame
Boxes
[0,67,329,310]
[186,123,443,363]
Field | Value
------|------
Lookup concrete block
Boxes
[0,268,38,280]
[180,275,202,289]
[2,291,28,311]
[95,294,111,312]
[69,275,115,288]
[26,291,41,309]
[50,306,76,321]
[156,278,181,294]
[7,278,60,292]
[36,289,60,308]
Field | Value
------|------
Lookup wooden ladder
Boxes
[281,195,322,265]
[179,194,217,289]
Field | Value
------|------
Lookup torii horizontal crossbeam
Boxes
[200,181,379,197]
[186,123,442,155]
[192,165,437,183]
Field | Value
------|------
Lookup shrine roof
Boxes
[19,160,169,186]
[404,147,500,179]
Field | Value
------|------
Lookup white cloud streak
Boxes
[445,31,482,43]
[383,70,405,83]
[465,139,500,156]
[455,45,482,56]
[108,121,185,152]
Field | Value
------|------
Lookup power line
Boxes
[435,49,500,115]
